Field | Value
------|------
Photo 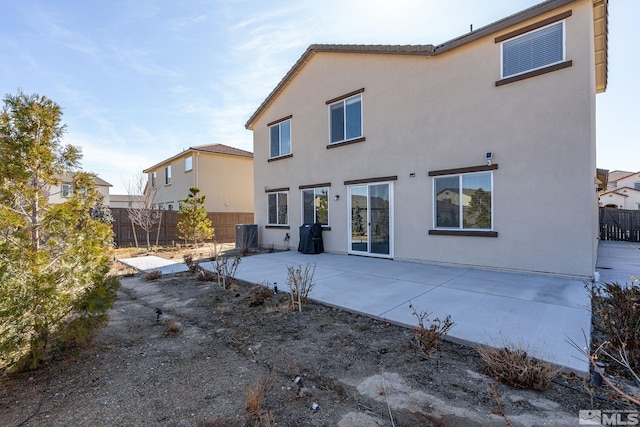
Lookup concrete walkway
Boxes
[119,240,639,375]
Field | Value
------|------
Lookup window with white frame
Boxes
[185,156,193,172]
[634,182,640,191]
[501,21,564,78]
[165,165,172,185]
[302,187,329,226]
[151,171,157,188]
[267,192,288,225]
[329,93,362,144]
[434,172,493,230]
[269,119,291,158]
[61,184,73,198]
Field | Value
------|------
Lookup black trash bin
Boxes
[298,223,324,254]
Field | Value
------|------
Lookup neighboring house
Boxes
[245,0,608,278]
[599,170,640,209]
[142,143,254,213]
[49,173,111,205]
[109,194,144,209]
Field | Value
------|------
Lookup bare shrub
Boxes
[287,263,316,311]
[589,278,640,376]
[409,303,453,355]
[196,269,215,282]
[216,252,242,289]
[477,343,558,391]
[184,254,201,274]
[145,270,162,281]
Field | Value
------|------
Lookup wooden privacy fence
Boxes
[599,207,640,242]
[110,208,253,247]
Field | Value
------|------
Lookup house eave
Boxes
[244,0,608,130]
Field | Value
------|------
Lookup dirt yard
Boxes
[0,250,631,426]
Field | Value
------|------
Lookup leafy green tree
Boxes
[0,90,118,372]
[465,188,492,229]
[177,186,213,245]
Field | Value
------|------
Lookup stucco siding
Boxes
[253,0,599,278]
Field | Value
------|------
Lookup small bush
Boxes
[165,319,180,334]
[184,254,201,274]
[409,303,453,355]
[196,269,215,282]
[145,270,162,281]
[287,263,316,311]
[589,279,640,373]
[477,343,557,391]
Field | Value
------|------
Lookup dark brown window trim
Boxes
[268,153,293,162]
[326,137,366,149]
[495,10,571,43]
[267,115,293,127]
[344,176,398,186]
[264,187,289,193]
[265,225,290,229]
[299,182,331,190]
[495,61,572,87]
[429,230,498,238]
[429,164,498,177]
[326,88,365,105]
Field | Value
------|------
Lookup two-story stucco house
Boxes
[143,143,254,213]
[49,173,112,205]
[246,0,608,278]
[599,170,640,210]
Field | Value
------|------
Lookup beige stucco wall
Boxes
[146,152,254,213]
[49,181,110,205]
[252,0,599,278]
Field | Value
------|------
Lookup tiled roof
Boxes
[245,0,605,130]
[190,143,253,159]
[608,170,636,183]
[143,144,253,173]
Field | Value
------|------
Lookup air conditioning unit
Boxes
[235,224,258,250]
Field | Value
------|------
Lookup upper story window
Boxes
[269,118,291,159]
[302,187,329,226]
[151,171,157,188]
[165,165,172,185]
[634,182,640,191]
[185,156,193,172]
[329,93,362,144]
[61,184,73,198]
[434,172,493,230]
[501,21,564,79]
[267,191,288,226]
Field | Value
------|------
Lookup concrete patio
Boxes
[119,240,640,375]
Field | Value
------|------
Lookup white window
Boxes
[151,171,157,188]
[165,165,172,185]
[61,184,73,198]
[167,204,173,211]
[501,21,564,78]
[267,192,288,225]
[185,156,193,172]
[634,182,640,191]
[269,119,291,158]
[330,94,362,144]
[302,188,329,226]
[434,172,493,230]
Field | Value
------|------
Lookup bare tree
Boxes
[125,172,162,249]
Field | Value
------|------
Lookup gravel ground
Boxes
[0,254,629,427]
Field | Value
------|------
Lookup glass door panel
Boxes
[350,186,368,253]
[349,183,392,257]
[370,183,390,255]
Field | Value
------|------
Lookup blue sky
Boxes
[1,0,637,194]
